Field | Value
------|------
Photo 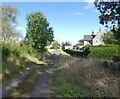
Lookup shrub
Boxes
[2,41,42,83]
[65,49,83,56]
[65,48,90,57]
[2,43,11,59]
[2,42,37,59]
[88,44,119,60]
[50,41,60,49]
[112,56,120,62]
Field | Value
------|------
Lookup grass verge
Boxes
[51,55,119,97]
[8,53,54,97]
[2,42,43,83]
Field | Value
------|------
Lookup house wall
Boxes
[64,46,73,50]
[92,33,104,46]
[84,41,91,46]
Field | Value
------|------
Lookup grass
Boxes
[2,42,43,83]
[51,55,119,97]
[2,53,41,83]
[9,65,45,97]
[8,53,54,97]
[51,55,83,97]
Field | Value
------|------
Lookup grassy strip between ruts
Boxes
[9,64,47,97]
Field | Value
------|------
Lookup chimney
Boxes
[92,30,94,35]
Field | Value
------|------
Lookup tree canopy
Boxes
[1,4,21,42]
[102,31,118,44]
[25,12,54,51]
[94,0,120,43]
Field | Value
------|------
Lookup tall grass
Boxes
[51,55,119,97]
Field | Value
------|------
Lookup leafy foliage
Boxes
[112,55,120,62]
[112,26,120,43]
[50,41,60,49]
[88,44,119,59]
[94,1,120,42]
[1,4,21,41]
[65,44,119,60]
[94,1,120,26]
[65,48,90,57]
[61,41,71,50]
[2,41,41,83]
[2,42,36,61]
[102,31,118,44]
[25,12,54,51]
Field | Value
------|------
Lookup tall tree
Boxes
[1,4,21,41]
[25,12,54,51]
[94,1,120,43]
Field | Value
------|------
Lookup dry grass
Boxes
[2,53,42,83]
[52,55,119,97]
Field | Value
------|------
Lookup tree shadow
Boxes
[2,55,37,83]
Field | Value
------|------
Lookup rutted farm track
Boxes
[2,54,58,97]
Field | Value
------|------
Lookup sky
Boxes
[3,2,105,44]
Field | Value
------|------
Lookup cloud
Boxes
[84,1,99,13]
[85,2,95,10]
[73,12,83,15]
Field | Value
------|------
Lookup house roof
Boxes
[83,35,93,41]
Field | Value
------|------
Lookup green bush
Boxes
[50,41,60,49]
[2,43,11,58]
[65,49,89,57]
[65,49,82,56]
[22,44,36,55]
[88,44,119,60]
[2,42,37,59]
[112,56,120,62]
[65,44,119,60]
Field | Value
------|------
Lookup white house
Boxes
[92,32,104,45]
[82,32,104,46]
